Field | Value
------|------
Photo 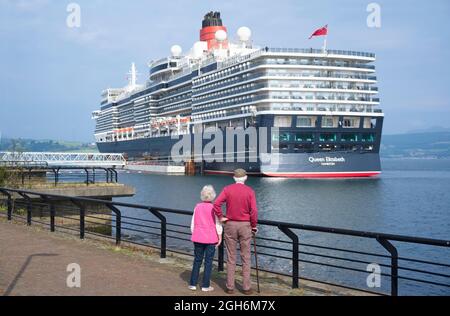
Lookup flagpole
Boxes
[323,32,328,53]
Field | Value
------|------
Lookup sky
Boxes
[0,0,449,142]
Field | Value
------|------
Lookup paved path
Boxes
[0,220,298,296]
[0,219,368,296]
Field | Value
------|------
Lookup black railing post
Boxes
[18,192,33,226]
[116,212,121,246]
[26,198,32,225]
[7,195,13,221]
[42,195,56,232]
[279,225,299,289]
[50,203,56,232]
[0,189,13,221]
[80,205,85,239]
[113,169,118,183]
[149,208,167,259]
[106,204,122,246]
[218,234,225,272]
[72,199,86,240]
[104,168,110,183]
[377,237,398,296]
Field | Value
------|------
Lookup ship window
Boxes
[371,118,377,128]
[341,144,358,152]
[320,133,337,142]
[295,133,314,142]
[362,133,376,142]
[272,133,279,142]
[342,117,360,128]
[364,117,377,128]
[279,133,291,142]
[294,144,314,152]
[322,117,338,128]
[296,116,316,127]
[319,144,334,152]
[341,133,359,142]
[280,144,289,151]
[274,116,292,127]
[281,133,291,142]
[272,132,291,142]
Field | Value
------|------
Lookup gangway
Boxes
[0,152,126,168]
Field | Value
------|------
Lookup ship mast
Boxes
[128,62,137,88]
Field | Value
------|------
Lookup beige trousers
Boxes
[224,221,253,291]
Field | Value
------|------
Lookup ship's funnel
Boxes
[200,11,228,51]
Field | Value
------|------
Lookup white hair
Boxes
[201,185,216,202]
[234,176,248,184]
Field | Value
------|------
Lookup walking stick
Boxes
[253,233,261,294]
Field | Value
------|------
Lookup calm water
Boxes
[116,159,450,295]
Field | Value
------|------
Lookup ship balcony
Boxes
[192,83,380,107]
[255,104,382,115]
[191,91,383,117]
[193,71,377,93]
[193,76,378,98]
[257,60,376,72]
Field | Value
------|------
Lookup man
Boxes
[213,169,258,295]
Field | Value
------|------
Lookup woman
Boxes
[189,185,223,292]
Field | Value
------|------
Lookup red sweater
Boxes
[213,183,258,228]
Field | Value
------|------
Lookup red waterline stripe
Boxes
[263,172,381,178]
[205,170,381,178]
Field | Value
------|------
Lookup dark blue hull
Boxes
[97,133,381,178]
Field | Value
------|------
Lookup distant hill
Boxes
[0,138,98,153]
[381,132,450,158]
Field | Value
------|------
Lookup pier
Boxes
[0,152,134,199]
[1,187,449,296]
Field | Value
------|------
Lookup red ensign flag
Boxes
[309,25,328,39]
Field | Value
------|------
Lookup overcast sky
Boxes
[1,0,449,142]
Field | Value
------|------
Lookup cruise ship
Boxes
[92,12,384,178]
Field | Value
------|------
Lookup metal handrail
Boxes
[0,187,448,296]
[0,166,118,187]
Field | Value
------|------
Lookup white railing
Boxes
[0,152,127,167]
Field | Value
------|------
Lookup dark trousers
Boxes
[189,242,216,288]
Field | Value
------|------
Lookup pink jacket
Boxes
[191,202,223,244]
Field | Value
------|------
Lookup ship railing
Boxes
[200,48,375,77]
[254,104,380,114]
[266,47,376,58]
[1,187,448,296]
[194,63,377,90]
[252,58,376,70]
[194,72,377,95]
[193,88,380,109]
[194,82,379,106]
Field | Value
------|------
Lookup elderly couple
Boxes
[188,169,258,295]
